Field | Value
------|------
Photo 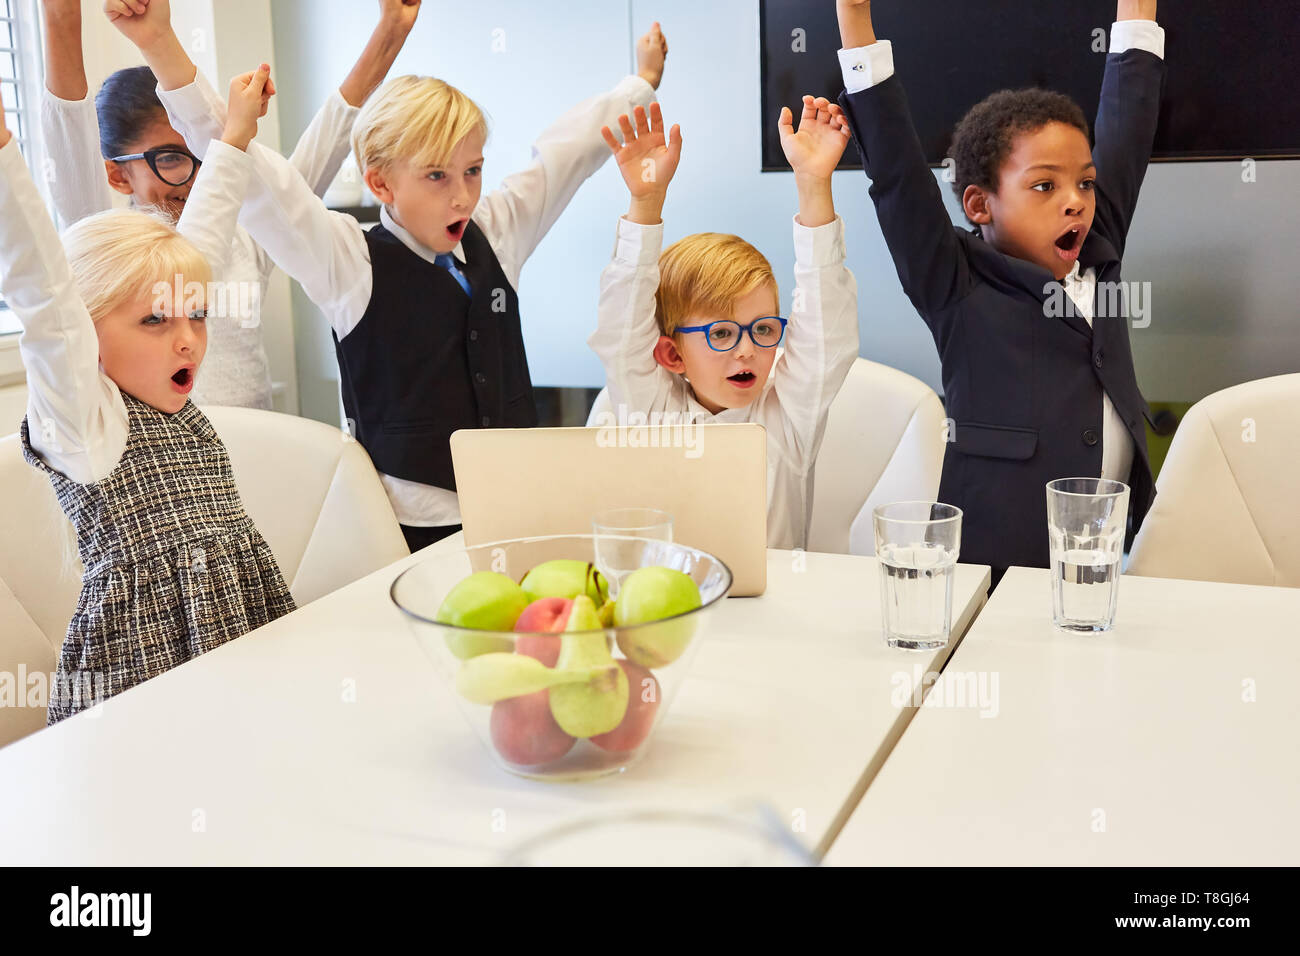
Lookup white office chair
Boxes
[0,405,409,745]
[584,357,946,555]
[1127,373,1300,588]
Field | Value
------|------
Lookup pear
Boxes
[520,560,610,607]
[456,652,614,706]
[614,567,702,667]
[548,595,629,738]
[435,571,530,659]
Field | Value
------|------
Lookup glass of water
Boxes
[592,507,673,597]
[1046,478,1130,632]
[872,501,962,650]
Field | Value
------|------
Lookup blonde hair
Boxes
[656,233,778,337]
[53,209,211,577]
[352,75,489,173]
[60,208,212,322]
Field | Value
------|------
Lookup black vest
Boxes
[334,220,537,491]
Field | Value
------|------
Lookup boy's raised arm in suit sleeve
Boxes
[834,0,971,319]
[475,24,664,292]
[1091,5,1165,258]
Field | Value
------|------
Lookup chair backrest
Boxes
[1127,373,1300,587]
[0,404,409,745]
[585,357,947,555]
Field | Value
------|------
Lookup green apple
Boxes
[520,559,610,607]
[614,567,702,668]
[435,571,530,659]
[548,595,629,737]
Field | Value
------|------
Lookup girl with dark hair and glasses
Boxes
[37,0,422,409]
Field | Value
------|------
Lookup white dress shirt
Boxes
[39,85,360,409]
[157,72,658,527]
[588,215,860,550]
[1,137,253,485]
[837,19,1165,485]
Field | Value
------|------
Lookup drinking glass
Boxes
[872,502,962,650]
[592,507,673,597]
[1046,478,1129,632]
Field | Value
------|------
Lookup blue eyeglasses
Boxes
[676,316,787,352]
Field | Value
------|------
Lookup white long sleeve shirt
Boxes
[39,84,360,410]
[156,72,658,527]
[588,215,860,550]
[0,136,253,485]
[837,20,1166,486]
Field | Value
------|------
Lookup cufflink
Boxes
[851,62,866,72]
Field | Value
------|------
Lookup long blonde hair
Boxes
[49,209,213,578]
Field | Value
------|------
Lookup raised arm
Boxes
[173,66,270,277]
[107,0,373,338]
[39,0,114,225]
[766,95,859,464]
[587,102,684,415]
[1091,2,1164,256]
[834,0,971,317]
[473,23,665,291]
[0,104,126,483]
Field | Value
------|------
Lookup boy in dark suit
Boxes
[835,0,1165,580]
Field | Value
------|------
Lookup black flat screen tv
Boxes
[760,0,1300,171]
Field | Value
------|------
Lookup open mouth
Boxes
[170,366,194,392]
[1054,225,1085,261]
[446,219,468,242]
[727,371,757,387]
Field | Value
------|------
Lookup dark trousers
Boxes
[401,523,463,553]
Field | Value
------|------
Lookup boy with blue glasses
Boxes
[589,99,860,549]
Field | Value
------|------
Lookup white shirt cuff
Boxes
[328,87,362,117]
[1110,20,1165,59]
[616,73,657,109]
[613,216,664,266]
[793,214,846,268]
[838,39,895,94]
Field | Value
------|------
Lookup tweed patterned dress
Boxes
[19,391,296,723]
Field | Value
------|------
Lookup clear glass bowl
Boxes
[390,534,733,781]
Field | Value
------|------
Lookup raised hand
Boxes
[637,22,668,90]
[779,95,851,181]
[836,0,876,48]
[1117,0,1157,20]
[103,0,173,51]
[222,64,275,152]
[378,0,421,34]
[601,102,682,223]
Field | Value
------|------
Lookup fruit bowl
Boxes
[390,534,733,781]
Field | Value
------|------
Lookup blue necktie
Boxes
[435,253,472,297]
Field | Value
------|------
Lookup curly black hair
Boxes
[947,88,1090,224]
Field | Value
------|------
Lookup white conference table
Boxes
[826,566,1300,866]
[0,538,989,864]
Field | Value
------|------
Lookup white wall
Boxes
[256,0,1299,424]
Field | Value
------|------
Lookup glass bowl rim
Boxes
[387,532,734,635]
[1045,477,1131,498]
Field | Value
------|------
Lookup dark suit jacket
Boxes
[839,48,1166,570]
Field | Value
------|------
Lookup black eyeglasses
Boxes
[108,147,200,187]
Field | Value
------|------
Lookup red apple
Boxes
[514,597,571,666]
[589,661,660,753]
[490,690,576,766]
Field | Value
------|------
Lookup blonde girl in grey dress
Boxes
[0,67,295,724]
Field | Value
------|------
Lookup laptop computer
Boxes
[450,423,767,596]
